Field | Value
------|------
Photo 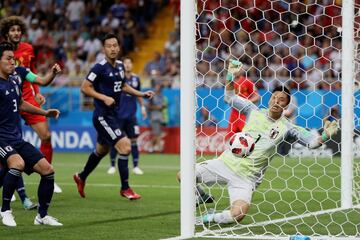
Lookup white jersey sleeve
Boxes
[287,124,321,149]
[224,89,257,115]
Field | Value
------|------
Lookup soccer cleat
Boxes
[107,166,116,174]
[22,198,38,210]
[73,173,86,198]
[132,167,144,175]
[1,210,16,227]
[120,188,141,200]
[11,194,16,202]
[54,182,62,193]
[196,192,215,206]
[34,214,63,226]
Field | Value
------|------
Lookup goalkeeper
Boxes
[177,60,339,224]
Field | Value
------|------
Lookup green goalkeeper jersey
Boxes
[220,97,317,185]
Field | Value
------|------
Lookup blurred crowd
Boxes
[0,0,169,86]
[143,0,180,88]
[196,0,343,91]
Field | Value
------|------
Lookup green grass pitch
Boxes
[0,153,359,239]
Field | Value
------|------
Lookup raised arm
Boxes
[33,63,62,86]
[288,120,339,149]
[224,60,258,115]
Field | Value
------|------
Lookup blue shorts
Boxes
[93,114,126,146]
[118,117,140,139]
[0,140,44,175]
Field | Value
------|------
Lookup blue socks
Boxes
[109,147,117,167]
[38,173,54,218]
[79,151,105,181]
[1,168,21,212]
[131,143,139,168]
[118,155,129,190]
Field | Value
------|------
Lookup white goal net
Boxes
[184,0,360,239]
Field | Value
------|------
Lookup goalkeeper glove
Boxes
[322,120,339,142]
[226,59,243,81]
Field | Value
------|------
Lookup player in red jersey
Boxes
[0,16,62,194]
[227,69,260,138]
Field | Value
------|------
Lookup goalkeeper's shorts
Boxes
[196,158,255,204]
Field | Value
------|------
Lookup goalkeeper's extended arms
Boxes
[321,120,339,143]
[226,59,243,81]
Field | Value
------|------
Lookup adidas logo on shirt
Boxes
[5,90,9,95]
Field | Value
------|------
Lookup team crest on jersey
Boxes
[120,70,125,79]
[269,127,279,139]
[132,78,138,88]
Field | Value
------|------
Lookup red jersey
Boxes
[14,42,39,101]
[227,76,257,135]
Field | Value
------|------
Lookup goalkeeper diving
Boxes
[177,60,339,224]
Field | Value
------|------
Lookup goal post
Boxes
[341,0,354,209]
[178,0,360,239]
[180,0,196,238]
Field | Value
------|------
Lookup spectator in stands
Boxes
[144,52,165,77]
[148,84,167,153]
[66,0,85,30]
[101,11,120,31]
[165,32,180,59]
[198,107,218,127]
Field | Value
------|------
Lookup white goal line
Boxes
[196,205,360,238]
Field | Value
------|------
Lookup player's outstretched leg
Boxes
[74,148,106,198]
[107,147,117,174]
[16,177,38,210]
[33,158,62,226]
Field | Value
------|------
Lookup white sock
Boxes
[213,210,234,224]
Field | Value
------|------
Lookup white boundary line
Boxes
[22,182,347,193]
[195,205,360,238]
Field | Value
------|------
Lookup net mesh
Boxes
[195,0,360,238]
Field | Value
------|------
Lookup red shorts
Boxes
[226,111,247,139]
[20,97,46,125]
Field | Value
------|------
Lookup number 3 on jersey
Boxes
[12,99,18,112]
[114,81,122,92]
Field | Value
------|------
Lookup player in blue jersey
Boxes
[73,34,154,200]
[107,57,147,175]
[0,42,62,226]
[0,63,62,211]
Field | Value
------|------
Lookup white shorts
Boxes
[196,158,255,204]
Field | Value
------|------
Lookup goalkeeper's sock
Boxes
[213,210,234,224]
[118,155,129,190]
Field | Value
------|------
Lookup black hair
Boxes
[122,56,133,62]
[0,41,14,58]
[102,33,120,45]
[272,86,291,105]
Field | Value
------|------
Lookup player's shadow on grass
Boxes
[85,210,180,226]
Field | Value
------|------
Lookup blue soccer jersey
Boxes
[86,59,126,115]
[116,74,140,119]
[0,73,24,144]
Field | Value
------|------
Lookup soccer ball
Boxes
[229,132,255,158]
